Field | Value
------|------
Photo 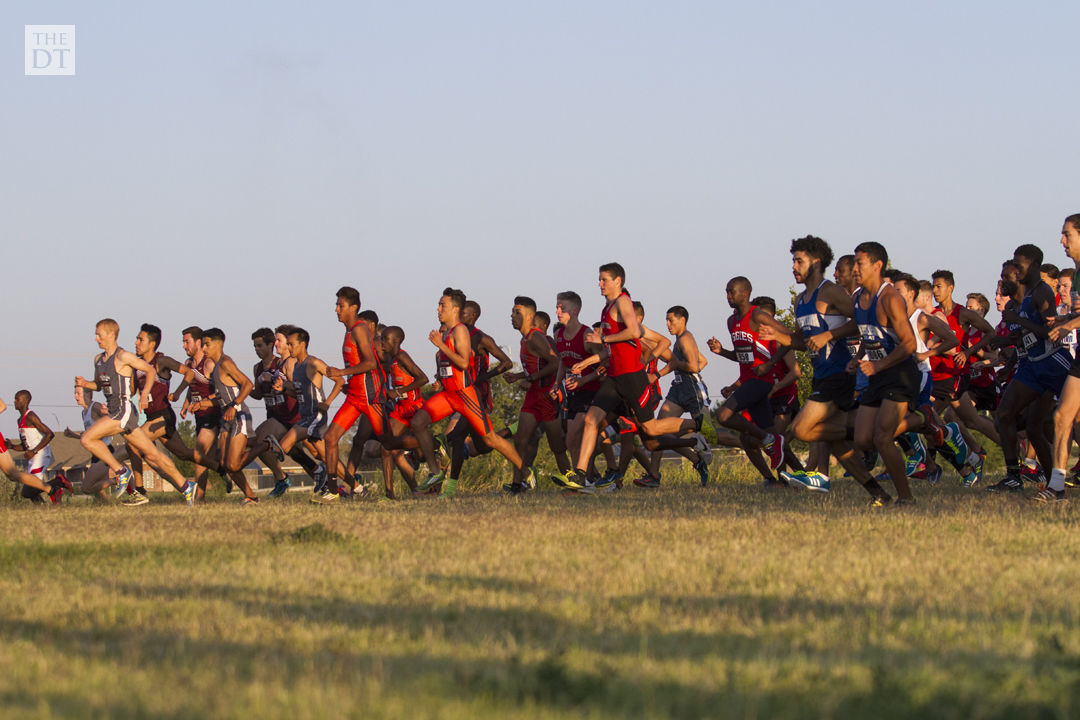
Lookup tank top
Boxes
[135,352,171,414]
[520,328,555,390]
[1019,282,1067,363]
[211,360,249,414]
[18,412,46,458]
[601,291,643,376]
[185,354,216,417]
[95,349,133,415]
[728,306,771,383]
[436,324,472,391]
[853,284,900,362]
[555,323,602,392]
[929,304,963,381]
[770,350,799,402]
[670,333,704,386]
[909,309,931,373]
[795,281,852,379]
[292,356,325,420]
[255,356,299,423]
[391,357,420,403]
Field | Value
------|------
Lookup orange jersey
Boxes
[342,321,384,401]
[435,324,472,391]
[391,356,420,404]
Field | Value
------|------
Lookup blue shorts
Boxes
[918,370,933,407]
[1013,354,1070,397]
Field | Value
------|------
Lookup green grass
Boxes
[1,456,1079,719]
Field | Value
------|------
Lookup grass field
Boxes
[1,456,1079,719]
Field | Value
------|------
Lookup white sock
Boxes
[1050,468,1066,492]
[967,451,979,466]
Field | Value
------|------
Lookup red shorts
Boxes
[0,431,6,454]
[521,386,557,422]
[332,394,386,436]
[420,387,492,436]
[390,398,423,426]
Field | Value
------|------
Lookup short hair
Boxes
[854,241,888,267]
[931,270,955,286]
[384,326,404,343]
[1060,267,1075,281]
[287,327,310,345]
[632,301,644,316]
[140,323,162,348]
[918,280,933,294]
[836,254,855,270]
[202,327,225,343]
[336,286,361,308]
[275,324,296,337]
[182,326,203,340]
[1066,214,1080,231]
[883,268,903,282]
[966,292,990,315]
[513,296,537,313]
[534,311,550,329]
[463,300,481,316]
[729,276,752,294]
[895,274,920,296]
[1041,263,1060,279]
[442,288,466,310]
[599,262,626,285]
[789,235,834,269]
[1014,244,1043,267]
[751,296,776,314]
[999,279,1019,298]
[358,309,379,325]
[251,327,274,344]
[556,291,582,309]
[15,389,31,402]
[667,305,689,321]
[96,318,119,337]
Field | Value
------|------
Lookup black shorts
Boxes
[807,372,857,411]
[1069,354,1080,380]
[728,378,773,430]
[860,358,920,408]
[968,382,999,413]
[665,375,709,418]
[771,393,799,419]
[144,406,177,437]
[194,408,222,433]
[566,389,597,419]
[932,376,960,403]
[592,371,657,424]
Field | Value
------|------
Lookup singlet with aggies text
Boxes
[728,306,771,383]
[795,280,851,379]
[601,291,643,377]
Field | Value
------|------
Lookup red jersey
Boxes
[391,357,420,404]
[728,305,771,383]
[255,356,300,424]
[436,324,473,391]
[602,291,643,376]
[520,328,555,390]
[342,321,384,402]
[185,354,216,418]
[929,304,963,381]
[555,323,602,392]
[135,352,171,414]
[769,346,799,402]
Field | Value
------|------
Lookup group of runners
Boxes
[5,215,1080,507]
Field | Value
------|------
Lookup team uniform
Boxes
[136,352,177,436]
[664,334,709,419]
[853,284,920,407]
[211,363,254,438]
[591,291,658,423]
[1013,283,1071,393]
[389,358,424,425]
[796,281,855,409]
[185,354,221,433]
[420,325,493,435]
[332,321,390,436]
[961,326,1000,412]
[929,305,964,402]
[909,308,934,408]
[520,328,558,422]
[768,350,800,419]
[256,356,300,428]
[17,412,53,476]
[726,305,775,430]
[292,355,328,440]
[555,324,602,418]
[95,348,140,433]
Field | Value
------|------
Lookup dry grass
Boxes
[1,456,1078,719]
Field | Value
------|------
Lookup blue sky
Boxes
[3,1,1078,429]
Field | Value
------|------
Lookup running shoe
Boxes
[242,496,259,506]
[312,463,328,494]
[867,494,893,508]
[524,467,537,490]
[113,467,133,498]
[960,468,978,487]
[904,432,926,477]
[693,456,711,487]
[764,434,785,470]
[781,470,831,493]
[434,437,451,466]
[693,433,713,466]
[591,473,617,491]
[268,477,291,498]
[123,491,150,507]
[266,434,286,462]
[970,452,985,484]
[1067,471,1079,489]
[182,480,197,507]
[417,467,445,492]
[439,477,459,498]
[944,423,968,463]
[310,488,339,504]
[924,466,942,485]
[633,475,661,489]
[987,474,1023,493]
[503,482,528,495]
[551,469,588,491]
[1020,463,1046,487]
[1031,487,1067,504]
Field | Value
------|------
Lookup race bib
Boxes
[867,346,887,362]
[438,366,453,378]
[736,351,753,364]
[1022,333,1038,350]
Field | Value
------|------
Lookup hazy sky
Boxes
[4,1,1078,430]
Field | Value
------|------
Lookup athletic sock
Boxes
[1005,463,1020,477]
[1023,458,1038,471]
[1049,468,1067,492]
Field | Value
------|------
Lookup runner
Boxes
[200,328,259,504]
[170,326,222,498]
[0,397,63,502]
[8,390,65,503]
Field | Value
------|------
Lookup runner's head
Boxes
[790,235,833,285]
[1059,268,1074,300]
[181,326,203,358]
[358,310,379,333]
[931,270,955,305]
[916,280,934,312]
[750,296,776,316]
[335,286,361,324]
[725,277,752,309]
[274,324,295,359]
[511,296,536,331]
[598,262,626,299]
[285,327,310,358]
[1013,244,1044,283]
[883,268,903,283]
[853,242,888,289]
[251,327,275,361]
[632,300,645,321]
[996,279,1018,310]
[966,292,989,317]
[13,390,30,413]
[834,254,856,290]
[665,305,688,336]
[1040,263,1060,293]
[462,300,481,327]
[1000,259,1021,284]
[136,323,161,355]
[438,288,466,325]
[95,318,119,348]
[382,326,405,355]
[894,274,920,312]
[555,291,582,325]
[1062,214,1080,262]
[201,328,226,359]
[534,311,551,333]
